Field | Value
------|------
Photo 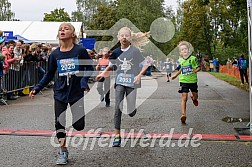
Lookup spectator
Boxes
[209,60,214,72]
[2,41,19,100]
[238,54,249,85]
[212,57,219,72]
[226,58,232,69]
[13,41,24,96]
[0,35,7,103]
[232,57,238,67]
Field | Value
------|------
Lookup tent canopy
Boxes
[0,21,83,44]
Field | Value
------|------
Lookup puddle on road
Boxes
[222,117,250,123]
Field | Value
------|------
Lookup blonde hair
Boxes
[58,22,79,46]
[178,41,191,51]
[131,31,150,51]
[102,47,110,52]
[118,27,150,51]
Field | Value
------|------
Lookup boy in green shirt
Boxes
[172,41,201,124]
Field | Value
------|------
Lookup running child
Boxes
[29,23,93,165]
[171,41,201,124]
[165,58,173,82]
[96,27,150,147]
[96,47,111,107]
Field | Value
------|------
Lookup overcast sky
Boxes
[8,0,179,21]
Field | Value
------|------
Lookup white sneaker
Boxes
[56,150,68,165]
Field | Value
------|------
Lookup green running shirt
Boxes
[178,55,199,83]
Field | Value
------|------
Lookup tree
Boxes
[175,0,184,32]
[71,11,83,22]
[180,0,213,57]
[87,2,118,41]
[88,2,118,30]
[0,0,14,21]
[117,0,165,32]
[74,0,110,28]
[43,8,71,22]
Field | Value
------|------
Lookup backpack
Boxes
[240,59,247,69]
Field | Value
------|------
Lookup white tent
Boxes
[0,21,83,44]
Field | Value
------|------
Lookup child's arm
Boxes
[192,66,201,73]
[134,65,149,84]
[96,66,112,80]
[171,68,182,80]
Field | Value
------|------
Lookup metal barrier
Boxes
[0,61,47,105]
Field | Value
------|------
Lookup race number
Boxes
[57,57,79,76]
[181,65,193,75]
[116,73,134,87]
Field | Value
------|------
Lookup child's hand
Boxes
[134,75,141,84]
[84,88,90,92]
[96,73,104,81]
[29,90,37,99]
[171,76,177,80]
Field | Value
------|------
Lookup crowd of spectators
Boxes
[0,30,54,101]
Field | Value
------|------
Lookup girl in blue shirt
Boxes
[29,23,93,165]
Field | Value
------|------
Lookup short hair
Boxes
[7,40,16,46]
[178,41,190,50]
[18,40,24,44]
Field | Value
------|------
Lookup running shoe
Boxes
[112,135,121,147]
[181,115,186,124]
[56,150,69,165]
[128,109,137,117]
[105,101,110,107]
[191,96,198,106]
[100,95,104,102]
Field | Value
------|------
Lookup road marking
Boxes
[0,129,251,141]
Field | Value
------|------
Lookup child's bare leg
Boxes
[181,93,188,116]
[191,92,198,100]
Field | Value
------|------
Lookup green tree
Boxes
[180,0,213,57]
[71,11,83,22]
[175,0,184,32]
[117,0,165,32]
[0,0,14,21]
[88,2,118,30]
[74,0,110,28]
[227,0,248,53]
[87,2,118,43]
[43,8,71,22]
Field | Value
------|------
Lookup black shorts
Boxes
[178,82,198,93]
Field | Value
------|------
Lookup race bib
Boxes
[116,73,134,87]
[57,57,79,76]
[181,65,193,75]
